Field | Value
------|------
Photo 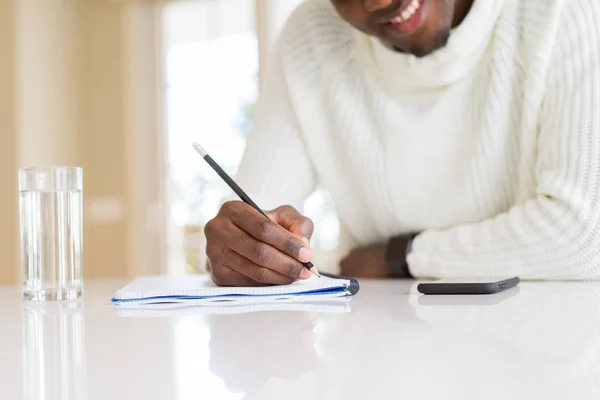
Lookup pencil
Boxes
[192,142,321,278]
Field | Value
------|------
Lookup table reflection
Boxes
[114,298,351,317]
[22,301,87,400]
[207,310,321,397]
[13,280,600,400]
[409,282,600,395]
[312,282,600,399]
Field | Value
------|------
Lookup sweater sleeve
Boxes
[231,38,316,212]
[408,1,600,280]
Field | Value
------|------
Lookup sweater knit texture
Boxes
[233,0,600,280]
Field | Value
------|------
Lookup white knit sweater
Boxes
[233,0,600,280]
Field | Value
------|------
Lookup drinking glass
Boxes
[19,166,83,301]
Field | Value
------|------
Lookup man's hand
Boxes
[205,202,315,286]
[339,243,393,279]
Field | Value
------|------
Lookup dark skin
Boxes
[205,0,476,286]
[331,0,475,58]
[205,203,315,286]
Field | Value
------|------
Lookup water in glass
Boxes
[20,167,83,301]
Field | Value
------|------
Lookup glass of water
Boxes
[19,166,83,301]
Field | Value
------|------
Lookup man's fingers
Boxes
[269,205,315,241]
[210,264,265,287]
[206,201,314,287]
[223,224,308,280]
[222,249,296,285]
[229,204,313,263]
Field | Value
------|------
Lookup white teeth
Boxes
[389,0,422,24]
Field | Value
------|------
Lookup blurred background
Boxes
[0,0,340,285]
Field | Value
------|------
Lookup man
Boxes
[203,0,600,286]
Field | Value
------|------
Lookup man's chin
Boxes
[391,29,451,58]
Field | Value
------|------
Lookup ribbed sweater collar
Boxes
[355,0,506,90]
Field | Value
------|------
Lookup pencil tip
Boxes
[311,268,321,278]
[192,143,207,157]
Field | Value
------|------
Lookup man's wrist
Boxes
[384,233,417,278]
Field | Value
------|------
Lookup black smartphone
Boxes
[417,286,520,306]
[417,277,520,295]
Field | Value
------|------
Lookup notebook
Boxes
[111,274,360,306]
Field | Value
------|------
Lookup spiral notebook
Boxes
[111,274,360,306]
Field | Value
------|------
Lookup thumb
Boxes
[267,205,314,244]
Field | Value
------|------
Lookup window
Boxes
[163,0,339,276]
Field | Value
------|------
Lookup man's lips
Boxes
[378,0,418,24]
[381,0,427,36]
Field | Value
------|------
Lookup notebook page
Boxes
[112,274,351,301]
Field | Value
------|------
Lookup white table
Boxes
[0,279,598,400]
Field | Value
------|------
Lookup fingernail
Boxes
[300,268,312,279]
[301,236,310,246]
[298,247,313,263]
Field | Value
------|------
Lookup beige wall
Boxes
[0,0,165,285]
[122,3,166,278]
[80,0,130,279]
[17,0,81,167]
[0,0,19,285]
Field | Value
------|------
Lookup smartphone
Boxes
[417,286,520,306]
[417,277,520,295]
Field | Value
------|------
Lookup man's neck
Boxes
[453,0,475,28]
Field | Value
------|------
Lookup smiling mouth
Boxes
[383,0,426,35]
[387,0,421,24]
